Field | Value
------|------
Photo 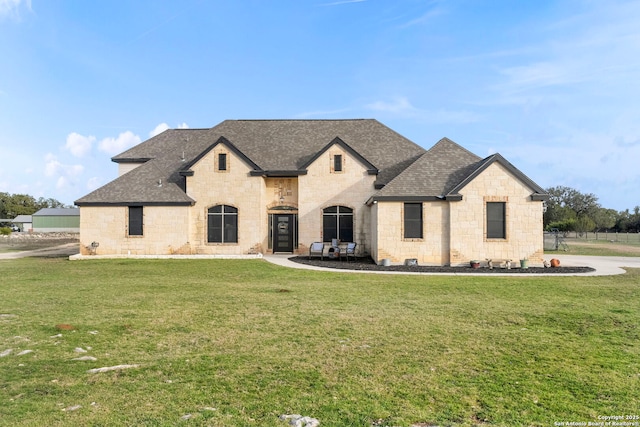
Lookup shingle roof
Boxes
[371,137,549,202]
[372,137,482,200]
[76,119,426,206]
[33,208,80,216]
[76,120,547,206]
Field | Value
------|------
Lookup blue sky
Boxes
[1,0,639,211]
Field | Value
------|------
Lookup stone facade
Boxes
[448,162,545,266]
[372,162,544,266]
[76,121,547,264]
[79,205,189,255]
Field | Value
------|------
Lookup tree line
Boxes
[544,186,639,233]
[0,192,70,219]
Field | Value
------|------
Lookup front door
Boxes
[274,214,294,252]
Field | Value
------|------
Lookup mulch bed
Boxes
[290,256,595,274]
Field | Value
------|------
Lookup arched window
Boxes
[208,205,238,243]
[322,206,353,242]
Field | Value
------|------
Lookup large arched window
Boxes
[322,205,353,242]
[208,205,238,243]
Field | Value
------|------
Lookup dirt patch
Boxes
[0,233,79,258]
[290,256,595,274]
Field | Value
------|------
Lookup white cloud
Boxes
[44,154,84,178]
[150,123,170,137]
[366,96,415,113]
[43,153,84,191]
[98,131,141,155]
[56,176,68,190]
[150,122,189,137]
[365,96,480,124]
[0,0,31,19]
[86,177,102,191]
[65,132,96,158]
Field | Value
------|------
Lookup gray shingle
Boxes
[77,119,426,205]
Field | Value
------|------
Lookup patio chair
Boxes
[342,242,357,262]
[309,242,325,260]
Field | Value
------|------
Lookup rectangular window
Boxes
[404,203,423,239]
[333,154,343,172]
[218,153,227,171]
[128,206,143,236]
[487,202,506,239]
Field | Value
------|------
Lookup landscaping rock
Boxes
[87,364,140,373]
[0,349,13,357]
[73,356,97,361]
[280,414,320,427]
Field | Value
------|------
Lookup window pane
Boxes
[338,214,353,242]
[224,214,238,243]
[334,154,342,172]
[224,205,238,214]
[324,206,337,213]
[128,206,143,236]
[338,206,352,213]
[323,214,337,242]
[487,202,506,239]
[404,203,422,238]
[218,153,227,171]
[208,214,222,242]
[209,205,222,214]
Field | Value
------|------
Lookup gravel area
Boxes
[290,256,595,274]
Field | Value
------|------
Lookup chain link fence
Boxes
[544,230,640,251]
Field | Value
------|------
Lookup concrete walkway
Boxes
[263,254,640,276]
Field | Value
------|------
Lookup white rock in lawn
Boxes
[62,405,82,412]
[72,356,97,361]
[74,347,87,353]
[0,349,13,357]
[87,364,140,373]
[17,350,33,356]
[280,414,320,427]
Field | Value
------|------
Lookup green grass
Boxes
[1,258,639,426]
[546,239,640,257]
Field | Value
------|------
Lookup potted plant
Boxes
[520,258,529,269]
[470,260,481,269]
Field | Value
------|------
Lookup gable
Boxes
[300,137,378,175]
[447,154,548,201]
[371,137,482,202]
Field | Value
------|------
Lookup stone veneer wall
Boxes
[374,201,450,265]
[186,143,265,255]
[297,146,376,256]
[448,162,545,266]
[78,205,189,255]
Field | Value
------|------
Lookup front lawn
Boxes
[0,258,638,426]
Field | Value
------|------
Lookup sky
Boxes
[1,0,639,211]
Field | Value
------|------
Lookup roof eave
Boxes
[249,170,308,177]
[75,201,195,207]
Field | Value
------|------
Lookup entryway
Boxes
[273,214,295,253]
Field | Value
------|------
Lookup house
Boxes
[11,215,32,232]
[75,119,548,266]
[32,208,80,233]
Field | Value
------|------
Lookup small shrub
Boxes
[0,227,12,235]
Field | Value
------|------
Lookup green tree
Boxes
[544,186,601,231]
[0,192,68,218]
